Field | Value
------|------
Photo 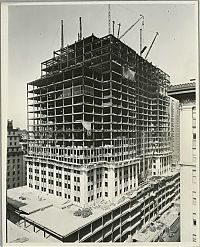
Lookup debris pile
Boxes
[74,208,92,218]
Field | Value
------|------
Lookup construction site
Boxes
[7,171,180,242]
[26,11,173,209]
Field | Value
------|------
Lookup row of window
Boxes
[7,182,21,188]
[30,170,81,182]
[7,171,21,176]
[7,164,21,169]
[8,142,18,146]
[7,176,21,182]
[34,163,80,174]
[32,184,81,202]
[88,192,104,202]
[192,191,196,205]
[7,147,21,152]
[8,158,21,164]
[8,131,19,136]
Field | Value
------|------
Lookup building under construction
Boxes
[27,28,171,207]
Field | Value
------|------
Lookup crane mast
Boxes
[119,15,144,40]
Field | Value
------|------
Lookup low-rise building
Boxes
[7,171,179,243]
[7,120,27,189]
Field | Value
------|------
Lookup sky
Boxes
[7,2,198,129]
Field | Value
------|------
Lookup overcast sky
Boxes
[8,2,198,129]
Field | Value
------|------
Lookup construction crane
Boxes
[145,32,159,59]
[119,15,144,40]
[108,4,111,34]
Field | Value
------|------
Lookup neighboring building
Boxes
[132,200,180,242]
[7,171,180,243]
[169,96,180,165]
[168,82,198,242]
[19,129,28,155]
[7,120,27,189]
[26,34,172,207]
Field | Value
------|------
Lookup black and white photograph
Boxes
[1,1,199,244]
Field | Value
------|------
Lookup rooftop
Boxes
[7,220,59,243]
[168,82,195,101]
[132,201,180,242]
[7,171,178,238]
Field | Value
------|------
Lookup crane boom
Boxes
[145,32,159,59]
[119,15,143,40]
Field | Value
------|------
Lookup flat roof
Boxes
[168,83,195,101]
[132,203,180,242]
[7,171,179,237]
[7,186,117,236]
[7,220,59,243]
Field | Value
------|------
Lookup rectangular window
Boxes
[105,182,108,187]
[193,213,196,226]
[105,173,108,178]
[192,170,196,183]
[192,191,197,205]
[105,192,108,197]
[192,234,196,242]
